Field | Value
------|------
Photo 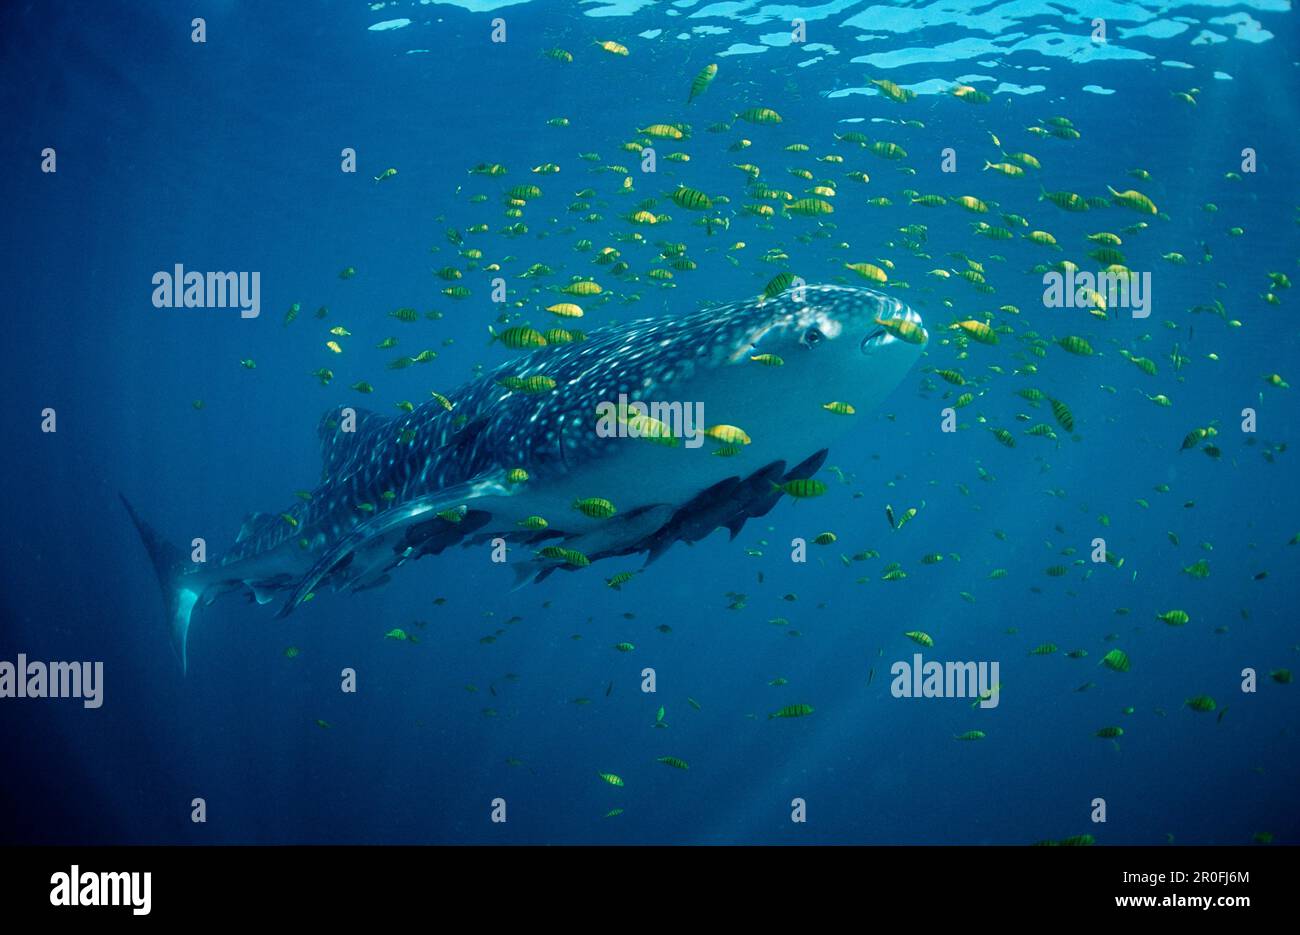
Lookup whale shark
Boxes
[123,284,926,671]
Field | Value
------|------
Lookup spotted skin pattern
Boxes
[126,285,924,669]
[222,284,916,569]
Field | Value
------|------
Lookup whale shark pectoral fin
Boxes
[275,470,514,618]
[236,512,274,545]
[509,562,542,591]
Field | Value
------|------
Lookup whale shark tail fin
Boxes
[120,493,200,674]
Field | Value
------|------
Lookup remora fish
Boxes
[123,285,925,670]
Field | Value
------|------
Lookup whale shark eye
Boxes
[800,326,824,348]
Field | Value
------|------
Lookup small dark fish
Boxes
[605,681,614,697]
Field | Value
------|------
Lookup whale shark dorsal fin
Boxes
[317,406,389,475]
[317,405,387,441]
[276,468,515,618]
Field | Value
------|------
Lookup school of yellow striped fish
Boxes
[255,42,1294,842]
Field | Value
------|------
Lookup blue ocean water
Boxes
[1,1,1297,845]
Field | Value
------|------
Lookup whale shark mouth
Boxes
[862,302,927,354]
[861,326,888,352]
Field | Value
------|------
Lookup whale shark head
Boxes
[575,282,927,473]
[723,283,927,410]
